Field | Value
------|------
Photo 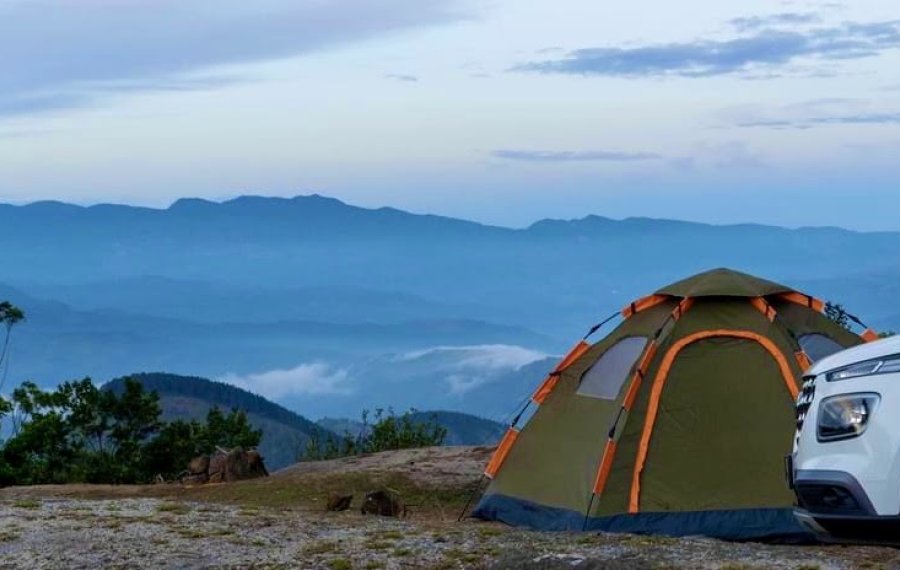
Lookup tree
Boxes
[1,377,164,484]
[201,407,262,452]
[824,302,851,331]
[362,408,446,453]
[0,302,25,393]
[142,419,205,480]
[142,407,262,480]
[301,408,446,461]
[2,381,78,485]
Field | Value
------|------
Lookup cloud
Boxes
[219,362,352,400]
[729,99,900,129]
[397,344,548,395]
[0,0,464,116]
[385,74,420,82]
[514,19,900,78]
[399,344,547,369]
[0,93,92,117]
[0,127,62,140]
[738,112,900,128]
[729,12,821,32]
[492,150,662,162]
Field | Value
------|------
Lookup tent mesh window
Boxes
[798,333,845,362]
[577,336,647,399]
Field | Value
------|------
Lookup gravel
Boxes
[2,496,898,569]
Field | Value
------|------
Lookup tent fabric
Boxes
[655,268,794,299]
[474,268,867,540]
[472,494,814,542]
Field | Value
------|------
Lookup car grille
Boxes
[794,374,817,446]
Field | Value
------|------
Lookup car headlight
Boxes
[826,354,900,382]
[817,393,879,442]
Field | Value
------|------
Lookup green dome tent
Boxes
[472,268,875,540]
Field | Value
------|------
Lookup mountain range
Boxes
[2,194,900,424]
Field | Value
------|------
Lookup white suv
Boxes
[791,335,900,541]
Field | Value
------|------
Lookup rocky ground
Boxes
[1,447,899,569]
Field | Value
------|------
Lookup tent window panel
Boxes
[799,333,845,362]
[577,336,648,400]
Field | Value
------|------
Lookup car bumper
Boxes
[794,508,900,544]
[791,468,900,543]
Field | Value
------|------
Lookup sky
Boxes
[1,0,899,230]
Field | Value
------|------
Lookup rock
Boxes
[181,473,209,485]
[208,452,228,483]
[187,455,210,475]
[360,489,407,517]
[185,447,269,485]
[326,493,353,512]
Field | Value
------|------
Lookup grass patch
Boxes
[444,548,482,565]
[13,499,40,510]
[175,528,207,540]
[363,539,394,551]
[156,502,191,515]
[477,526,504,537]
[364,562,385,570]
[393,547,413,557]
[208,528,235,536]
[621,534,677,547]
[304,541,339,556]
[0,531,21,542]
[328,559,352,570]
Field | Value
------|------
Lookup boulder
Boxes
[184,447,269,485]
[326,493,354,512]
[360,489,407,517]
[187,455,210,475]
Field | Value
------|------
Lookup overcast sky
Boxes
[1,0,898,229]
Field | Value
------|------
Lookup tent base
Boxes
[472,494,814,543]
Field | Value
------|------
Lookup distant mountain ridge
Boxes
[4,193,900,421]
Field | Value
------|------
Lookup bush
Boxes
[303,408,446,461]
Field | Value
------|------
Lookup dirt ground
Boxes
[1,446,899,569]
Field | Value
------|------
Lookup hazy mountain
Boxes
[410,411,505,446]
[317,411,505,446]
[3,194,898,421]
[0,281,549,386]
[27,277,481,325]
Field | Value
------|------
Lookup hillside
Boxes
[410,411,505,446]
[104,373,333,470]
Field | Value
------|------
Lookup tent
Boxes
[472,268,875,540]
